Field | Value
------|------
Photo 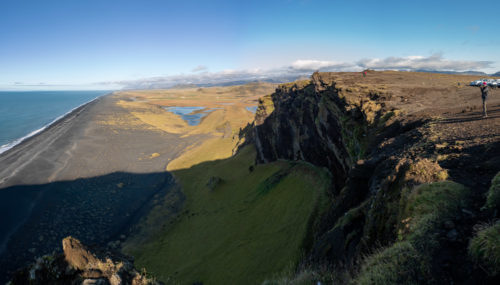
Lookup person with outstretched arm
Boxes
[480,81,489,118]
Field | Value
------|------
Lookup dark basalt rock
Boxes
[9,236,161,285]
[245,72,500,284]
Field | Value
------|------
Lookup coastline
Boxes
[0,93,202,281]
[0,92,111,155]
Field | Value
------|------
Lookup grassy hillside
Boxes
[126,145,330,284]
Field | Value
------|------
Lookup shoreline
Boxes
[0,92,112,156]
[0,93,201,281]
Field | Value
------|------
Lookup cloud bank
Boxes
[290,59,355,71]
[357,54,492,71]
[104,54,493,89]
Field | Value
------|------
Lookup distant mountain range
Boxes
[414,69,492,76]
[414,69,500,77]
[166,77,303,89]
[133,70,500,90]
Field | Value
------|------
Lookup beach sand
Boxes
[0,94,206,279]
[0,83,271,280]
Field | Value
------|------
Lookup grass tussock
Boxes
[129,145,331,284]
[398,181,469,246]
[355,241,427,285]
[354,181,469,284]
[469,221,500,276]
[261,264,349,285]
[401,181,468,221]
[484,172,500,211]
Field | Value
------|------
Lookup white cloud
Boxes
[357,53,492,71]
[100,54,494,89]
[290,59,354,71]
[107,68,306,89]
[192,65,208,72]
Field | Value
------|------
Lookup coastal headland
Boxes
[2,72,500,284]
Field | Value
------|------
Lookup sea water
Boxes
[0,90,110,154]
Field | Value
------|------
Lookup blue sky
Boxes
[1,0,499,90]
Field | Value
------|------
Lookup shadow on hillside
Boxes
[440,140,500,192]
[437,104,500,124]
[0,171,176,283]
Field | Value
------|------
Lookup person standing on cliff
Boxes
[480,81,489,118]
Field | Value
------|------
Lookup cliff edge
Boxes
[251,71,500,284]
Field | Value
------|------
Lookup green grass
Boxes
[355,241,427,285]
[484,172,500,211]
[129,145,330,284]
[400,181,468,232]
[401,181,468,218]
[469,221,500,276]
[354,181,469,284]
[261,269,325,285]
[399,181,469,248]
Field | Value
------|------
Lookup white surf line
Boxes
[0,95,103,155]
[0,101,92,187]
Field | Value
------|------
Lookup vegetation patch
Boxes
[339,114,366,160]
[401,181,468,221]
[484,171,500,211]
[261,266,342,285]
[256,167,292,195]
[356,181,469,284]
[469,221,500,276]
[355,241,428,285]
[398,181,468,244]
[128,145,330,284]
[256,95,275,123]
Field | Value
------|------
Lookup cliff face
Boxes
[251,71,500,284]
[255,77,352,191]
[254,72,386,191]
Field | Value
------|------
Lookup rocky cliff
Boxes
[251,71,500,284]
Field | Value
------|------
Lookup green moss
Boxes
[261,265,344,285]
[485,172,500,211]
[261,269,317,285]
[335,201,367,228]
[378,111,395,126]
[339,114,366,160]
[130,145,330,284]
[258,94,275,115]
[398,181,468,248]
[469,221,500,276]
[355,181,469,284]
[354,241,429,285]
[402,181,468,220]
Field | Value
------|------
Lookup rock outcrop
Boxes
[249,71,500,284]
[9,236,161,285]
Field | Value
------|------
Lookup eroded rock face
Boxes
[9,236,161,285]
[249,71,500,283]
[253,72,393,192]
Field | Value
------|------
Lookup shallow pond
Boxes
[164,106,219,126]
[245,106,258,113]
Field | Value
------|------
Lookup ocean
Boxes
[0,90,110,154]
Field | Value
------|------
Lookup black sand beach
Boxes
[0,94,202,280]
